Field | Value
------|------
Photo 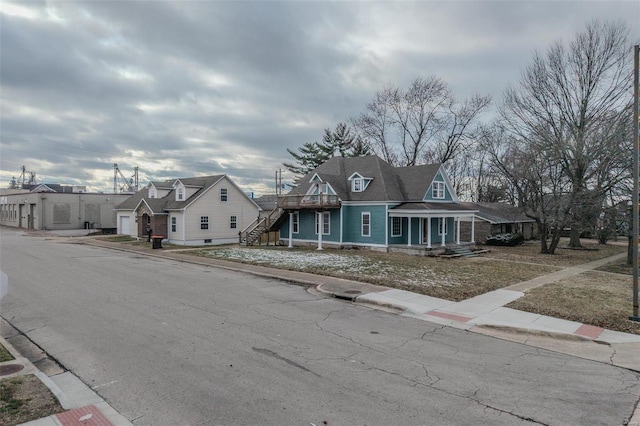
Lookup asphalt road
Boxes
[1,228,638,425]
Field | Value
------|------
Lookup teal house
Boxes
[270,155,477,252]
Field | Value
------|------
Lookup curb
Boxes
[0,333,133,426]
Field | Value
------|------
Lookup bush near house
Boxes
[485,233,525,246]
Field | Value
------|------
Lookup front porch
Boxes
[388,202,479,249]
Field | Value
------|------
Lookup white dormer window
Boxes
[432,181,445,199]
[352,178,362,192]
[148,187,157,199]
[177,187,184,201]
[348,172,370,193]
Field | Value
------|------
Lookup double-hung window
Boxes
[201,216,209,230]
[391,217,402,237]
[432,182,445,199]
[171,217,177,232]
[220,188,228,202]
[315,212,330,235]
[177,187,184,200]
[362,212,371,237]
[230,216,237,229]
[292,212,299,234]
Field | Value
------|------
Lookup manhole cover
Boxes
[0,364,24,376]
[343,290,362,295]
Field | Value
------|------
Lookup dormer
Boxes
[348,172,372,193]
[173,179,203,201]
[174,182,186,202]
[423,168,458,203]
[148,185,157,199]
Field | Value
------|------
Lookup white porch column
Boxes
[456,216,461,245]
[441,217,446,247]
[427,217,432,248]
[471,215,476,243]
[408,217,412,247]
[317,211,323,251]
[288,212,293,248]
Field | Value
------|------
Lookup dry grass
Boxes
[0,375,64,426]
[482,238,626,267]
[193,239,634,333]
[196,245,560,301]
[507,270,640,335]
[0,344,13,363]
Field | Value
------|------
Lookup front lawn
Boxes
[194,246,560,301]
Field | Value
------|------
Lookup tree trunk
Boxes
[547,229,563,254]
[568,228,582,248]
[539,222,551,254]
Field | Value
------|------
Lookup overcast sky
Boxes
[1,1,638,195]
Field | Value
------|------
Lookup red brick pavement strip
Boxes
[574,324,604,339]
[426,310,474,323]
[55,405,114,426]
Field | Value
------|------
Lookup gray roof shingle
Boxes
[289,155,441,202]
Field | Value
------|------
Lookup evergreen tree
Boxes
[283,123,372,178]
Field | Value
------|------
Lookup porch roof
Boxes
[389,202,477,217]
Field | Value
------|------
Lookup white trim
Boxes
[292,211,299,234]
[391,216,402,237]
[361,211,371,237]
[315,211,330,235]
[309,173,323,183]
[432,181,445,199]
[438,217,447,235]
[342,201,395,206]
[339,207,343,244]
[288,212,293,248]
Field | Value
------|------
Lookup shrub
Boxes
[485,233,525,246]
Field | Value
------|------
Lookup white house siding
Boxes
[174,178,260,245]
[116,211,137,236]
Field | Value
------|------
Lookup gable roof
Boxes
[288,155,443,202]
[116,174,260,213]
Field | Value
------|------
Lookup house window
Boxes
[438,218,447,235]
[392,217,402,237]
[292,212,299,234]
[177,187,184,200]
[362,212,371,237]
[230,215,237,229]
[433,181,445,199]
[201,216,209,230]
[220,188,228,202]
[315,211,330,235]
[353,178,362,192]
[146,215,151,225]
[171,217,176,232]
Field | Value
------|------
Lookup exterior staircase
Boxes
[239,207,284,246]
[445,245,479,258]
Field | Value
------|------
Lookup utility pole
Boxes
[632,44,639,322]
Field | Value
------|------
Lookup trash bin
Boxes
[151,236,163,249]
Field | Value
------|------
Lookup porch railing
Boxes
[277,194,341,210]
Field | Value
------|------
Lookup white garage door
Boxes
[120,216,130,235]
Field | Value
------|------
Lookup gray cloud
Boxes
[1,0,638,194]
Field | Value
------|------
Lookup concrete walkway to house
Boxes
[8,229,640,425]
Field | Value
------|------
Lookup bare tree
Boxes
[499,20,633,251]
[354,77,490,168]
